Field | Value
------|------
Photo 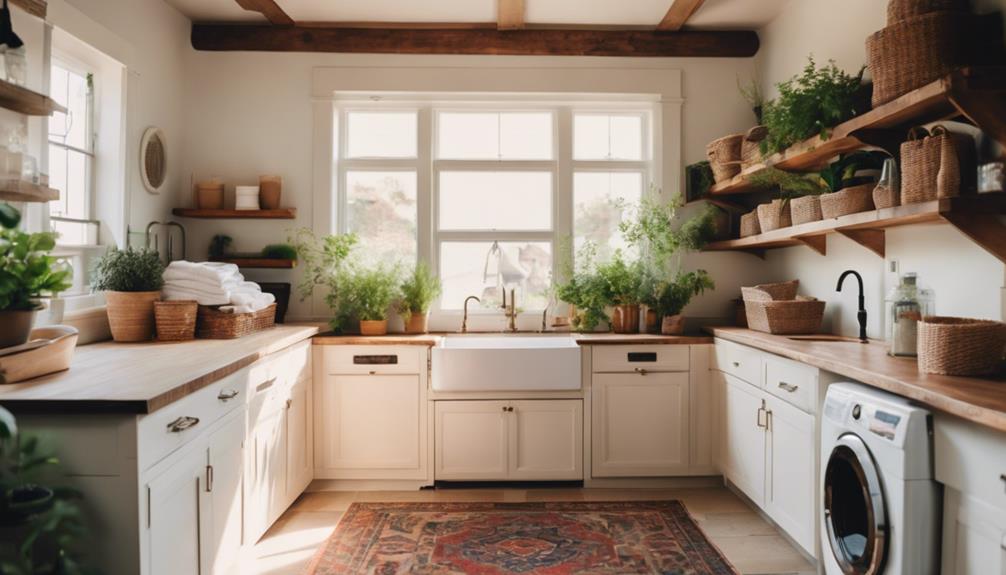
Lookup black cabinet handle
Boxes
[627,352,657,363]
[353,355,398,365]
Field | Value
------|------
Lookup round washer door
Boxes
[823,433,888,574]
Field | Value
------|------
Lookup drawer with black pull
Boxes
[324,345,424,375]
[592,345,689,373]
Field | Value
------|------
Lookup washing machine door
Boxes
[823,433,888,574]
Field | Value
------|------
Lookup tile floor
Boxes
[245,487,817,575]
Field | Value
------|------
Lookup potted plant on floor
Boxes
[0,203,73,348]
[398,261,441,334]
[91,247,165,342]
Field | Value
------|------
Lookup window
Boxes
[335,103,653,319]
[48,59,97,246]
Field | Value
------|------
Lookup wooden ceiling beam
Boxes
[498,0,526,30]
[235,0,294,26]
[191,24,759,57]
[658,0,706,31]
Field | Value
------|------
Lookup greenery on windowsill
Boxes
[397,261,442,321]
[90,247,164,293]
[0,203,73,311]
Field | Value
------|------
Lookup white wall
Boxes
[755,0,1006,338]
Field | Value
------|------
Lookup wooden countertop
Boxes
[312,332,711,346]
[709,327,1006,433]
[0,325,319,415]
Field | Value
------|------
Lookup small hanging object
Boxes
[0,0,23,49]
[0,0,26,86]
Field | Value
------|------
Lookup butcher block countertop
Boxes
[0,325,319,415]
[312,332,712,346]
[710,327,1006,433]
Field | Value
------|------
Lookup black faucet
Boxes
[836,270,868,344]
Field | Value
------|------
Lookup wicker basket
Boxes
[873,183,900,209]
[821,184,876,219]
[741,280,800,303]
[745,297,826,335]
[197,304,277,339]
[790,195,823,225]
[887,0,969,24]
[756,199,792,232]
[154,300,198,341]
[918,316,1006,375]
[740,211,761,238]
[105,291,160,343]
[867,11,970,106]
[901,126,974,204]
[740,126,768,170]
[706,134,744,184]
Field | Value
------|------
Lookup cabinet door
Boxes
[509,400,583,481]
[247,407,287,543]
[435,401,508,480]
[765,395,816,555]
[204,412,245,575]
[721,374,766,506]
[592,371,690,477]
[286,378,313,502]
[316,374,425,478]
[942,488,1006,575]
[146,447,205,575]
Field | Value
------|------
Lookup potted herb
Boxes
[654,271,715,335]
[261,243,298,260]
[554,242,609,333]
[596,251,644,334]
[208,234,233,259]
[397,262,441,334]
[289,228,358,332]
[749,167,831,225]
[0,203,73,348]
[335,265,401,335]
[91,247,165,342]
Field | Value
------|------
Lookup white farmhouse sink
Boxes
[431,335,582,392]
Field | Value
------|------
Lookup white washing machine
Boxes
[820,383,941,574]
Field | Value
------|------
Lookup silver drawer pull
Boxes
[167,416,200,433]
[778,382,799,393]
[256,377,277,393]
[634,367,648,376]
[217,389,240,402]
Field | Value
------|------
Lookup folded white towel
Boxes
[162,278,237,296]
[162,286,231,306]
[219,291,275,314]
[164,261,243,286]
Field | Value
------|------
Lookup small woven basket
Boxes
[740,211,761,238]
[887,0,969,24]
[154,300,198,341]
[706,134,744,184]
[873,183,900,209]
[197,304,277,339]
[901,125,974,204]
[821,184,876,219]
[790,195,823,225]
[740,126,768,170]
[745,298,826,335]
[741,280,800,302]
[757,199,792,232]
[918,316,1006,376]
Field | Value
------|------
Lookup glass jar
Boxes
[4,46,26,86]
[885,273,934,357]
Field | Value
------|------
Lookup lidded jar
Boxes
[885,273,934,357]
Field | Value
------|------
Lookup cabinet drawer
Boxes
[592,345,689,373]
[763,355,817,413]
[248,339,312,415]
[713,339,763,387]
[138,369,247,471]
[322,346,423,375]
[935,415,1006,513]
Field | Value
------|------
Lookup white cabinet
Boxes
[146,445,203,575]
[592,371,689,477]
[203,412,245,575]
[435,400,583,481]
[942,489,1006,575]
[286,377,313,500]
[246,403,287,543]
[719,372,766,505]
[764,394,816,554]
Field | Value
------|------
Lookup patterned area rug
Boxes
[304,501,738,574]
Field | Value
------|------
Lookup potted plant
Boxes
[334,265,401,335]
[208,234,232,259]
[397,261,441,334]
[554,242,609,333]
[289,228,359,332]
[749,167,831,225]
[91,247,165,342]
[654,271,715,334]
[0,203,73,348]
[261,243,298,261]
[596,251,645,334]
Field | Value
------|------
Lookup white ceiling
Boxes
[165,0,790,28]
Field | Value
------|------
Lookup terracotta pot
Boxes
[404,312,429,334]
[0,308,37,348]
[259,175,282,210]
[105,291,160,342]
[196,184,224,210]
[644,307,659,334]
[661,314,685,335]
[611,304,640,334]
[359,319,388,336]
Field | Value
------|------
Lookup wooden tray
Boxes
[0,326,79,384]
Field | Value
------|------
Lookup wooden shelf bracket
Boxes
[837,228,886,258]
[795,234,827,256]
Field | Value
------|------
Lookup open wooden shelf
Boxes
[172,208,296,219]
[0,79,65,116]
[210,257,297,269]
[0,179,59,203]
[11,0,46,19]
[709,67,1006,196]
[704,194,1006,262]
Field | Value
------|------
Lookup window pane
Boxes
[67,150,88,219]
[346,112,417,158]
[52,219,98,246]
[48,144,67,217]
[438,112,553,160]
[574,114,643,161]
[440,241,552,310]
[439,171,552,231]
[49,66,69,144]
[573,171,643,261]
[346,171,417,266]
[65,69,89,150]
[500,113,552,160]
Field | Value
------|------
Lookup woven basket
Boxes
[873,183,900,209]
[901,126,974,204]
[918,316,1006,375]
[740,211,761,238]
[197,304,277,339]
[740,126,768,170]
[105,291,160,342]
[741,280,800,303]
[706,134,744,184]
[888,0,969,24]
[790,195,823,225]
[756,199,792,232]
[745,297,826,335]
[867,11,970,106]
[154,300,198,341]
[821,184,876,219]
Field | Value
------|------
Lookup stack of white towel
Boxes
[162,261,275,314]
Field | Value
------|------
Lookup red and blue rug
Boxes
[305,501,738,574]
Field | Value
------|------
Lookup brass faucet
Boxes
[501,288,518,333]
[461,296,480,333]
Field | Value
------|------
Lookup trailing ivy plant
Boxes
[0,205,73,311]
[90,248,164,293]
[761,57,866,155]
